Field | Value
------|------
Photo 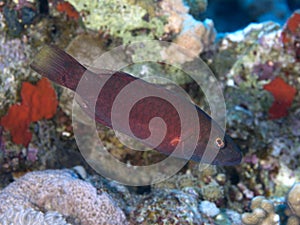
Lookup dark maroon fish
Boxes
[30,45,242,166]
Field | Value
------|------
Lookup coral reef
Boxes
[286,183,300,224]
[0,169,128,225]
[66,0,216,62]
[154,165,239,210]
[129,188,203,224]
[192,12,300,215]
[183,0,207,18]
[129,187,242,224]
[263,77,296,119]
[281,10,300,62]
[0,31,32,110]
[65,0,165,43]
[0,207,71,225]
[211,10,300,178]
[199,200,220,217]
[160,0,216,63]
[3,1,37,37]
[56,2,80,20]
[241,184,300,225]
[1,1,300,225]
[242,196,280,225]
[287,183,300,216]
[1,78,58,146]
[0,2,85,172]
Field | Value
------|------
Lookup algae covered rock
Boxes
[130,189,202,224]
[65,0,165,43]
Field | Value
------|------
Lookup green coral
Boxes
[66,0,165,43]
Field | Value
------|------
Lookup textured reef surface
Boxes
[1,0,300,224]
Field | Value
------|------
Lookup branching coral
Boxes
[0,169,128,225]
[242,196,280,225]
[286,183,300,224]
[240,179,300,225]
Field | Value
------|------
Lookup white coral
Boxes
[0,206,71,225]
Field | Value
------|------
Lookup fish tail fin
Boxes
[30,45,87,91]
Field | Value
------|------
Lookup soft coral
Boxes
[1,78,58,146]
[263,77,296,119]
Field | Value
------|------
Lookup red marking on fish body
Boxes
[170,137,181,147]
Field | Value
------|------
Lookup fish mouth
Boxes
[222,151,243,166]
[212,150,243,166]
[224,155,242,166]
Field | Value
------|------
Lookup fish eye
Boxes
[215,137,225,149]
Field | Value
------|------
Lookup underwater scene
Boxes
[1,0,300,224]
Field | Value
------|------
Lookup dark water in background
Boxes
[195,0,299,32]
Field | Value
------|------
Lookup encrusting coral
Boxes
[0,169,128,225]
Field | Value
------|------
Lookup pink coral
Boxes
[0,169,128,225]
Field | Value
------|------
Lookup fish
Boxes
[30,45,242,166]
